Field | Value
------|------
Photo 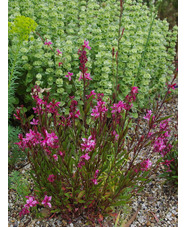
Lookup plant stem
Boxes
[115,1,124,101]
[136,12,156,80]
[8,41,21,90]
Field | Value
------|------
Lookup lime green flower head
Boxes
[36,73,42,80]
[9,15,38,41]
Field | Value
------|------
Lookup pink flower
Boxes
[42,195,52,208]
[92,178,98,185]
[44,148,51,155]
[94,169,99,178]
[58,150,64,156]
[42,130,59,149]
[96,93,104,101]
[80,153,90,160]
[168,83,177,90]
[147,132,153,138]
[112,130,119,141]
[164,131,170,137]
[111,100,132,118]
[30,118,39,125]
[15,134,27,150]
[153,138,166,153]
[161,159,174,167]
[24,129,43,147]
[46,100,61,115]
[44,41,53,46]
[84,73,92,80]
[78,160,85,168]
[131,86,138,94]
[48,174,55,182]
[140,159,152,171]
[53,154,58,161]
[84,40,91,50]
[65,72,73,81]
[59,62,63,67]
[159,119,170,130]
[57,49,62,55]
[81,136,96,152]
[143,110,155,121]
[92,169,99,184]
[14,108,21,120]
[74,110,80,118]
[79,72,92,81]
[24,196,38,208]
[78,152,91,168]
[19,207,29,217]
[91,101,108,119]
[79,74,83,81]
[160,144,172,157]
[86,90,96,99]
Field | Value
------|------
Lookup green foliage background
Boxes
[8,0,177,110]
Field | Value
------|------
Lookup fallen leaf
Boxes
[121,207,140,227]
[99,214,104,221]
[149,211,160,223]
[114,211,121,226]
[40,208,50,218]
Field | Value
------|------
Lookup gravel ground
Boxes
[8,96,178,227]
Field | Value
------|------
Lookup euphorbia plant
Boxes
[15,41,177,225]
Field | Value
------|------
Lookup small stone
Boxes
[62,220,67,225]
[146,221,151,226]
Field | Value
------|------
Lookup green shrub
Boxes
[8,0,177,109]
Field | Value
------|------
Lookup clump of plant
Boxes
[8,0,177,108]
[14,41,177,225]
[9,170,30,200]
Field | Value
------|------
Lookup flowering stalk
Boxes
[34,31,64,67]
[78,40,91,132]
[115,0,125,101]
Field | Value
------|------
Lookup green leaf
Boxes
[78,199,85,203]
[112,200,128,206]
[51,209,61,213]
[64,193,71,198]
[114,211,121,227]
[156,115,172,122]
[78,190,85,199]
[149,114,154,127]
[131,112,138,119]
[142,170,150,178]
[65,108,69,115]
[137,186,145,193]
